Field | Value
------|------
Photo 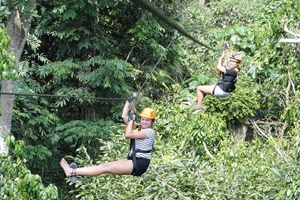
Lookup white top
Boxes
[129,128,155,159]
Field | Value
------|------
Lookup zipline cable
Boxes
[0,35,177,100]
[0,92,126,101]
[138,33,177,93]
[1,0,210,100]
[0,34,175,102]
[133,0,216,51]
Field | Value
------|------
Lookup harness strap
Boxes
[128,125,152,175]
[128,139,152,175]
[129,139,137,174]
[135,149,151,153]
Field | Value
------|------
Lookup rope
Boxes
[0,35,176,101]
[133,0,216,51]
[0,92,126,101]
[138,33,177,93]
[1,1,198,101]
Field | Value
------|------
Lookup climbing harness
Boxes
[128,134,151,175]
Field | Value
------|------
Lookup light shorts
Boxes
[211,85,230,97]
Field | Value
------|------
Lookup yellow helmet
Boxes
[140,108,156,119]
[230,52,243,62]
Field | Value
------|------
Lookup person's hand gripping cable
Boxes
[127,92,138,122]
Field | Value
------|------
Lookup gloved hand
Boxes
[128,112,135,121]
[127,92,138,102]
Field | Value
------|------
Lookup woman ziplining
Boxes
[59,23,179,183]
[59,93,156,183]
[182,42,243,114]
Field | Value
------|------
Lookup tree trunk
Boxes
[228,121,248,140]
[0,0,36,155]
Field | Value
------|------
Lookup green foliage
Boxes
[34,0,138,60]
[12,85,60,144]
[180,74,260,122]
[214,25,257,57]
[249,0,300,132]
[52,119,117,157]
[58,99,300,199]
[203,137,300,199]
[205,76,260,122]
[3,0,300,199]
[155,101,228,156]
[30,0,184,100]
[32,56,134,120]
[37,57,133,92]
[209,0,269,27]
[0,27,17,80]
[281,91,300,132]
[182,74,218,91]
[0,136,58,199]
[128,16,165,45]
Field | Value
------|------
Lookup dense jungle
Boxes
[0,0,299,199]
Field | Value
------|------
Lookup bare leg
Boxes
[60,158,134,177]
[196,85,214,105]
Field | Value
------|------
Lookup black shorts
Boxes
[128,157,150,176]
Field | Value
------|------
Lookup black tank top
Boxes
[218,69,237,93]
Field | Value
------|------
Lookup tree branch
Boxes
[279,20,300,43]
[283,22,300,38]
[203,141,214,159]
[248,119,287,161]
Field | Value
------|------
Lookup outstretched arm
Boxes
[216,55,227,73]
[122,93,138,124]
[121,100,136,124]
[121,100,130,124]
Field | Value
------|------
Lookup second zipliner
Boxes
[182,42,243,114]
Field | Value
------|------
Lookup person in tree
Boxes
[183,52,242,113]
[60,94,156,183]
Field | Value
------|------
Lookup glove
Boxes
[223,41,230,49]
[128,112,134,121]
[127,92,138,102]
